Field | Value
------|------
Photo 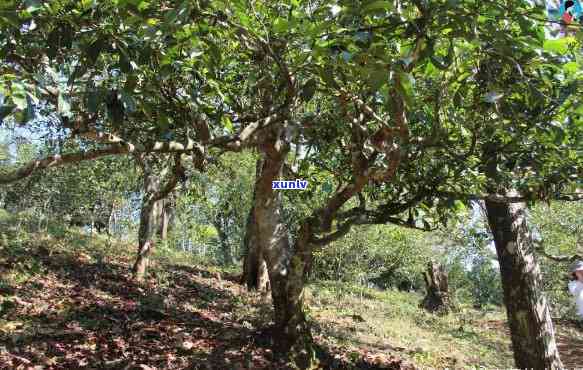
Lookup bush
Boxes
[310,224,431,291]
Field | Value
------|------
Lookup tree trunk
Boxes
[165,197,176,235]
[107,202,116,236]
[132,167,163,282]
[483,140,563,369]
[158,198,170,240]
[241,158,269,291]
[241,204,269,291]
[264,224,313,364]
[420,260,452,314]
[214,215,235,266]
[485,195,563,369]
[252,135,314,366]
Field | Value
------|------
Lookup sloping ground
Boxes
[0,229,414,369]
[306,282,583,368]
[1,227,581,369]
[306,282,514,368]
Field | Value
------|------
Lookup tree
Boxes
[132,153,185,281]
[2,1,582,367]
[421,260,453,314]
[241,158,269,291]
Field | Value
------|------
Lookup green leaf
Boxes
[221,115,233,133]
[25,0,43,13]
[119,49,132,73]
[273,18,289,33]
[430,40,454,70]
[424,61,439,77]
[453,200,466,211]
[87,37,104,65]
[367,65,387,91]
[543,37,574,55]
[24,94,35,121]
[363,1,393,13]
[396,72,414,107]
[563,61,579,75]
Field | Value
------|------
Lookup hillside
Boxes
[1,225,582,369]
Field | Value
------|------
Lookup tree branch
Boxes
[535,243,582,262]
[0,146,128,185]
[436,191,583,203]
[150,153,186,203]
[310,218,357,246]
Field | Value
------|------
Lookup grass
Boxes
[305,281,515,369]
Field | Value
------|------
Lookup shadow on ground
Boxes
[0,238,414,369]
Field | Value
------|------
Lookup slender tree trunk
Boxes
[132,167,163,282]
[156,195,176,241]
[107,202,116,236]
[241,158,269,291]
[165,196,176,235]
[485,196,563,369]
[214,216,235,265]
[158,198,170,240]
[265,224,313,361]
[241,204,269,291]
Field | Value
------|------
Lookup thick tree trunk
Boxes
[132,169,163,282]
[265,225,313,363]
[420,260,452,314]
[485,195,563,369]
[483,140,563,369]
[252,135,314,366]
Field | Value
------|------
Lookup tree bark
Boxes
[241,204,269,291]
[241,158,269,291]
[165,197,176,235]
[252,132,314,366]
[420,260,452,314]
[132,167,163,282]
[266,224,313,362]
[485,196,563,369]
[158,197,173,240]
[482,139,563,369]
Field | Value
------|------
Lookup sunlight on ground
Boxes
[305,281,515,368]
